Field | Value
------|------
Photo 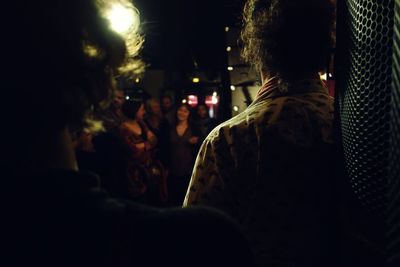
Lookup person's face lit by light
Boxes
[177,105,190,122]
[113,90,125,108]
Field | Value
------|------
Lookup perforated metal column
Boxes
[338,0,394,216]
[388,0,400,264]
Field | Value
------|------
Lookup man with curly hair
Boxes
[2,1,255,266]
[185,1,337,266]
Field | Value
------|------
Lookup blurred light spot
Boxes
[106,3,139,34]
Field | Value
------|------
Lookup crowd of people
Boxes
[74,92,216,207]
[4,0,343,266]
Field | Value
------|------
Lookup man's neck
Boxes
[261,70,320,84]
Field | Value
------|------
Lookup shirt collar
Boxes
[256,76,281,99]
[255,75,328,101]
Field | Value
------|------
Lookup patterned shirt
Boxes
[184,76,335,267]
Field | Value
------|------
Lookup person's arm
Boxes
[139,120,158,150]
[119,123,146,152]
[183,128,236,215]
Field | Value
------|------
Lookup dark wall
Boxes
[137,0,228,71]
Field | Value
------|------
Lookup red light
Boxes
[187,95,198,107]
[205,95,219,106]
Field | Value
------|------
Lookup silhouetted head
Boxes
[146,98,162,117]
[4,0,143,173]
[122,100,145,121]
[161,95,174,113]
[6,0,142,134]
[197,104,209,119]
[241,0,335,81]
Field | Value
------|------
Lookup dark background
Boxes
[134,0,244,72]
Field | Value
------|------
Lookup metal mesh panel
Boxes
[338,0,394,215]
[388,0,400,264]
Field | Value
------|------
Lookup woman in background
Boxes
[120,99,167,204]
[168,103,200,206]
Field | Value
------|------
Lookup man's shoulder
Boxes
[204,98,283,142]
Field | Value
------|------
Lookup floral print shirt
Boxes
[184,76,335,267]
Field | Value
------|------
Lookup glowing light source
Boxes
[320,73,327,81]
[226,46,232,52]
[211,95,218,105]
[125,96,130,100]
[135,78,140,83]
[97,0,144,74]
[205,95,219,105]
[187,95,198,107]
[329,73,333,78]
[230,85,236,91]
[212,92,218,97]
[233,106,239,112]
[192,77,200,83]
[106,3,139,34]
[227,66,234,71]
[225,26,230,32]
[182,99,187,104]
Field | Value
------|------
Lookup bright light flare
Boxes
[211,95,218,105]
[226,46,232,52]
[233,106,239,112]
[188,95,198,107]
[230,85,236,91]
[227,66,234,71]
[193,77,200,83]
[205,95,219,105]
[106,3,139,34]
[320,73,327,81]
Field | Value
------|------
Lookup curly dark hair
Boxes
[6,0,143,133]
[241,0,335,80]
